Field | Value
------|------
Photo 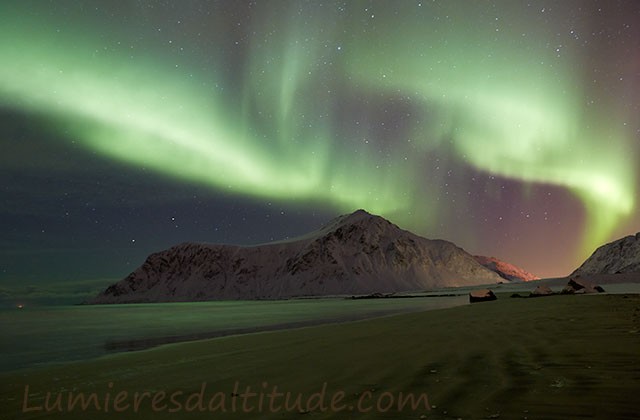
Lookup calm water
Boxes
[0,296,468,373]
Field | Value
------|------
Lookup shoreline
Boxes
[0,294,470,374]
[102,306,441,354]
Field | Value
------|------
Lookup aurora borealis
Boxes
[1,1,639,286]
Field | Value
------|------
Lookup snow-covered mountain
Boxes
[572,232,640,276]
[473,255,539,282]
[92,209,504,303]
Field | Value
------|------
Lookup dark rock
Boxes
[469,289,497,303]
[530,285,554,297]
[350,292,387,300]
[562,277,605,294]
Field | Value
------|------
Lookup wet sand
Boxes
[2,293,639,419]
[102,308,413,353]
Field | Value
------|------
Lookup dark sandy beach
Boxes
[2,293,639,419]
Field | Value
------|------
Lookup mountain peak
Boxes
[352,208,373,216]
[311,209,374,234]
[326,209,389,229]
[341,208,374,221]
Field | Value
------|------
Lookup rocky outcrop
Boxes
[92,210,504,303]
[572,233,640,276]
[469,289,497,303]
[530,285,554,297]
[561,277,605,294]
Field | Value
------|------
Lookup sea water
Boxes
[0,296,468,373]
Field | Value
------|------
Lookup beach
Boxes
[2,293,639,419]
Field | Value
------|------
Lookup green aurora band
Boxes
[0,7,418,219]
[344,2,636,254]
[0,2,635,259]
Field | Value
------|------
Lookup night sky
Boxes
[1,1,639,291]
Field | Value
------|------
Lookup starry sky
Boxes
[1,0,639,292]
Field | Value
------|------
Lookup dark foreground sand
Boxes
[2,294,639,419]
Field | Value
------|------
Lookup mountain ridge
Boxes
[92,210,506,303]
[572,232,640,276]
[474,255,539,282]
